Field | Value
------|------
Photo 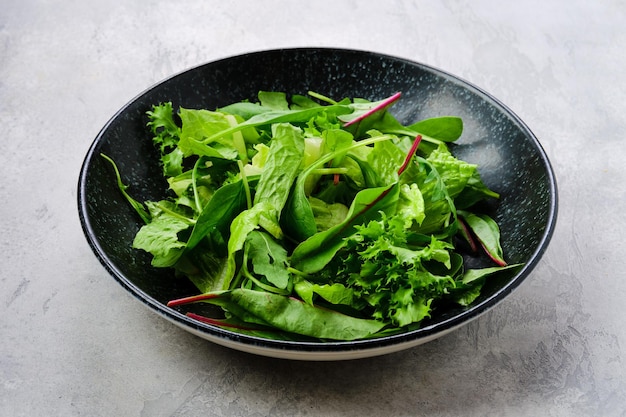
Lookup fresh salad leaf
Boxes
[169,288,385,340]
[131,201,192,267]
[290,182,400,274]
[459,211,507,266]
[245,230,290,290]
[253,123,304,229]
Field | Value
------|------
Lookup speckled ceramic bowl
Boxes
[78,48,557,360]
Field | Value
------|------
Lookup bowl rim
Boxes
[77,47,558,357]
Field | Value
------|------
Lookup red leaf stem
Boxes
[167,293,221,307]
[457,215,478,253]
[186,312,260,331]
[397,135,422,176]
[343,92,402,127]
[480,242,508,267]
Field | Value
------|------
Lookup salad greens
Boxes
[104,91,522,341]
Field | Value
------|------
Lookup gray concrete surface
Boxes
[2,1,625,416]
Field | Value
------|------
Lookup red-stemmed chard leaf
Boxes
[457,215,479,253]
[479,241,507,267]
[341,92,402,127]
[459,211,507,266]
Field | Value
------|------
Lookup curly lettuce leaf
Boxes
[427,144,477,199]
[132,201,193,268]
[337,215,457,327]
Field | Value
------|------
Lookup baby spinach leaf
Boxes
[290,183,400,274]
[184,180,248,252]
[372,112,463,143]
[218,102,271,120]
[291,94,322,109]
[281,183,317,242]
[227,289,385,340]
[451,263,524,306]
[345,153,384,188]
[408,117,463,142]
[461,263,523,285]
[454,171,500,209]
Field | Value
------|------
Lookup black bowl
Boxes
[78,48,557,360]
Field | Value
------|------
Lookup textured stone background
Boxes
[1,1,625,416]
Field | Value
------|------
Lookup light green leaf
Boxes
[391,297,432,327]
[132,201,192,267]
[427,144,477,198]
[224,201,272,289]
[396,183,425,228]
[246,231,290,290]
[258,91,290,110]
[253,123,304,211]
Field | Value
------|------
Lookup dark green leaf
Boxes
[224,201,273,289]
[290,183,400,274]
[226,289,385,340]
[454,171,500,209]
[459,211,506,266]
[174,246,230,293]
[185,180,248,252]
[408,116,463,142]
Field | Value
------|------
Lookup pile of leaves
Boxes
[105,91,521,341]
